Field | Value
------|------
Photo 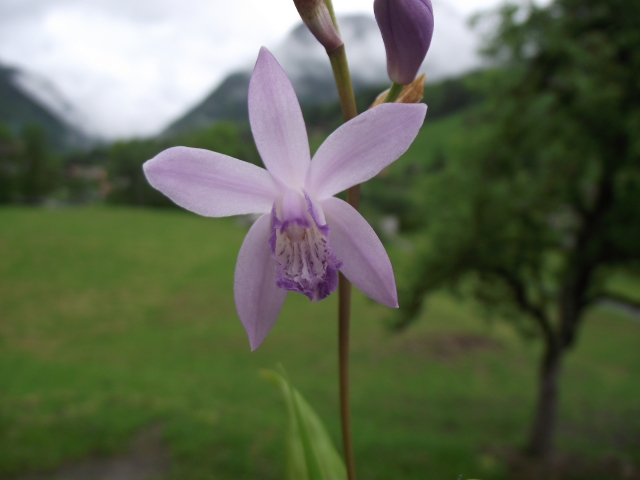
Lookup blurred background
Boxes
[0,0,638,479]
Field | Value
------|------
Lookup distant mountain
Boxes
[165,72,251,135]
[164,5,482,136]
[0,63,89,150]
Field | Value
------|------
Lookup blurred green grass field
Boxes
[0,207,639,479]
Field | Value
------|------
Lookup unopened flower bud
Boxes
[369,74,426,109]
[293,0,343,53]
[374,0,434,85]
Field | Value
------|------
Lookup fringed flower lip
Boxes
[143,47,427,350]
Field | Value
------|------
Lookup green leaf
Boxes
[261,367,347,480]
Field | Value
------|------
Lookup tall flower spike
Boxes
[143,47,426,350]
[293,0,343,53]
[374,0,435,85]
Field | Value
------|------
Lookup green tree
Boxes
[107,122,260,207]
[106,138,170,207]
[0,122,19,203]
[175,121,261,164]
[397,0,640,457]
[18,124,58,203]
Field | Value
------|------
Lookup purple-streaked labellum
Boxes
[270,189,342,301]
[374,0,435,85]
[293,0,343,53]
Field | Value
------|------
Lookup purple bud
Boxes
[293,0,343,53]
[374,0,435,85]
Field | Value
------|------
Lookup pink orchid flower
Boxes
[143,47,426,350]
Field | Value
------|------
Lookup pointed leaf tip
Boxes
[263,368,347,480]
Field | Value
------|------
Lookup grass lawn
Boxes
[0,207,638,479]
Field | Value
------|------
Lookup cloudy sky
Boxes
[0,0,524,139]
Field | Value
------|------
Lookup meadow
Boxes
[1,205,639,480]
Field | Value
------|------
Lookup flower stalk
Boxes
[383,82,404,103]
[370,74,426,109]
[324,2,358,478]
[327,46,358,123]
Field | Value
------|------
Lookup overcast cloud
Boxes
[0,0,525,139]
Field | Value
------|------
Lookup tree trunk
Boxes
[526,343,563,458]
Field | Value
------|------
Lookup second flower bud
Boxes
[293,0,343,53]
[374,0,435,85]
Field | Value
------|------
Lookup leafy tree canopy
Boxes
[396,0,640,456]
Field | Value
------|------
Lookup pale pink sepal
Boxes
[305,103,427,199]
[234,213,287,350]
[249,47,311,190]
[143,147,280,217]
[321,197,398,308]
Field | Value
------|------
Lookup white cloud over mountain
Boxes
[0,0,545,139]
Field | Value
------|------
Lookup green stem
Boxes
[323,0,339,33]
[326,29,358,480]
[337,270,355,480]
[383,82,403,103]
[328,46,358,122]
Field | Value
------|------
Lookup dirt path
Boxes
[11,423,170,480]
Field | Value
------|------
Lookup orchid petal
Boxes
[249,47,311,189]
[305,103,426,199]
[143,147,280,217]
[321,197,398,307]
[235,213,287,350]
